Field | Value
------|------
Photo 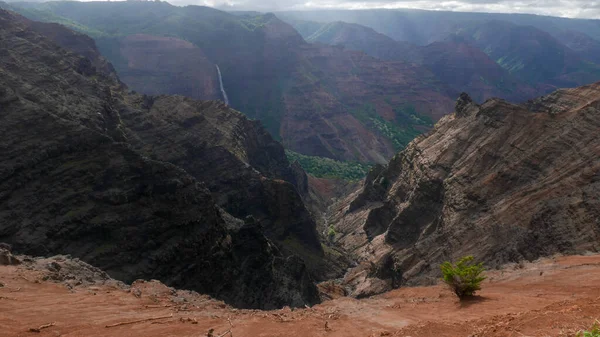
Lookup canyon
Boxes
[0,4,599,335]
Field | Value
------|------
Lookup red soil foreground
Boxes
[1,255,600,337]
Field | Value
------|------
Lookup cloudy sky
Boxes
[188,0,600,19]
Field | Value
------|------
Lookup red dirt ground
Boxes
[1,255,600,337]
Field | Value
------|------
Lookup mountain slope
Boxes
[417,41,541,103]
[450,20,600,87]
[304,21,412,61]
[282,43,453,163]
[5,2,457,163]
[291,20,541,104]
[328,83,600,296]
[555,29,600,65]
[0,9,322,309]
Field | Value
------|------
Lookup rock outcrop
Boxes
[0,248,21,266]
[329,85,600,296]
[0,9,321,309]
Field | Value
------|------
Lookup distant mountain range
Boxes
[282,12,600,97]
[278,9,600,45]
[4,2,600,166]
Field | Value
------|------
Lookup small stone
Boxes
[47,262,62,272]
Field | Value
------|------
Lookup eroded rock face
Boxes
[117,34,220,101]
[329,83,600,296]
[0,9,320,309]
[117,94,325,280]
[0,248,21,266]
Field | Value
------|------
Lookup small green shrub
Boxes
[327,226,336,242]
[577,321,600,337]
[440,256,486,299]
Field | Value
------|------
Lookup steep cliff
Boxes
[329,84,600,296]
[117,34,220,100]
[0,9,321,309]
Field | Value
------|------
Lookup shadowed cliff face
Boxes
[328,84,600,297]
[117,34,220,100]
[0,9,321,309]
[117,95,326,276]
[19,19,119,81]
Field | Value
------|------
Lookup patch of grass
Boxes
[327,225,336,242]
[577,321,600,337]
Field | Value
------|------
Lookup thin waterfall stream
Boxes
[216,65,230,105]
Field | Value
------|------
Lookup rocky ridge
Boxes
[328,83,600,297]
[0,9,323,309]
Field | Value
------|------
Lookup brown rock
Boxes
[330,82,600,294]
[0,249,21,266]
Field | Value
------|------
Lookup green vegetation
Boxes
[285,150,371,181]
[440,256,487,299]
[350,103,432,151]
[327,225,336,242]
[577,321,600,337]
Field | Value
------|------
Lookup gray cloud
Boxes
[176,0,600,19]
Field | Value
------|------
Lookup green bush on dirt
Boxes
[440,256,486,299]
[577,321,600,337]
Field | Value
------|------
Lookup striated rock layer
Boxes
[329,84,600,297]
[0,9,322,309]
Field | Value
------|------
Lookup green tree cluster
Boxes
[286,150,371,181]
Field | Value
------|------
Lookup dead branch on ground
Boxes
[28,322,56,332]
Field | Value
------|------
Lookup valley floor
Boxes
[1,255,600,337]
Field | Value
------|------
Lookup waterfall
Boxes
[216,65,230,105]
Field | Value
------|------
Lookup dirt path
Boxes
[1,255,600,337]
